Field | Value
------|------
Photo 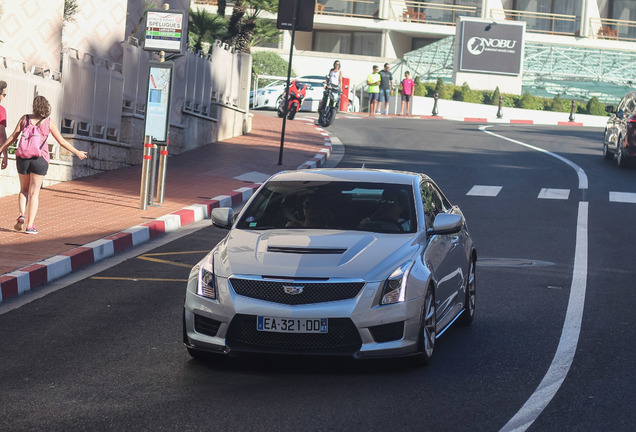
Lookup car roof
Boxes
[269,168,429,185]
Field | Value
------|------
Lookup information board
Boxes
[144,62,173,144]
[144,10,185,53]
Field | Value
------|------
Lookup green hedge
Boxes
[411,79,610,116]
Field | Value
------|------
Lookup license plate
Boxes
[257,316,328,333]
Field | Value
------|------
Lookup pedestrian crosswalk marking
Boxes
[609,192,636,203]
[464,186,636,204]
[466,185,502,197]
[538,188,570,200]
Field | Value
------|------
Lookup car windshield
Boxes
[236,181,417,233]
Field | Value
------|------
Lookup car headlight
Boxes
[380,262,413,305]
[196,256,217,300]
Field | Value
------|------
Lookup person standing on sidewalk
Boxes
[378,63,394,115]
[0,81,8,170]
[367,65,381,117]
[0,95,88,234]
[399,71,415,116]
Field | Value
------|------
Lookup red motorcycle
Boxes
[277,80,307,120]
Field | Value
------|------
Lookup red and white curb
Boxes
[0,125,335,304]
[297,119,333,169]
[345,113,594,127]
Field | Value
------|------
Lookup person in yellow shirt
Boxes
[367,65,381,117]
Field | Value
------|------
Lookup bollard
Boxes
[156,146,169,204]
[496,96,503,119]
[139,135,153,210]
[569,99,576,122]
[148,143,158,206]
[432,92,439,116]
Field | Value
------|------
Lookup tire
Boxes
[459,258,476,326]
[325,105,337,126]
[288,103,298,120]
[318,106,330,127]
[411,288,436,366]
[603,141,613,160]
[187,346,212,361]
[276,96,285,118]
[617,136,627,167]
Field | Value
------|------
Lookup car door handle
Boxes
[450,236,460,244]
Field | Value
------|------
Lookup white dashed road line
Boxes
[609,191,636,203]
[466,185,502,196]
[538,188,570,200]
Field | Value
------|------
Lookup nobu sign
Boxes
[459,20,524,76]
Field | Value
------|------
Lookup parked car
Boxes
[183,168,477,365]
[250,75,360,112]
[603,90,636,167]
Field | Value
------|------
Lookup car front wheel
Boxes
[459,258,476,326]
[411,288,436,366]
[603,142,613,160]
[617,136,627,167]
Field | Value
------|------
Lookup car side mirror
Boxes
[605,105,614,114]
[428,213,463,236]
[212,207,234,229]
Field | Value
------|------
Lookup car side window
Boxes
[420,181,445,229]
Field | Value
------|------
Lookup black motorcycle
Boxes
[318,84,340,127]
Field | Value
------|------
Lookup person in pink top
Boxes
[399,71,415,116]
[0,96,88,234]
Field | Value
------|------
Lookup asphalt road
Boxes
[1,115,635,431]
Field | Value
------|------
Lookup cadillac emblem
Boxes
[283,285,304,295]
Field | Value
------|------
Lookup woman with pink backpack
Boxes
[0,95,88,234]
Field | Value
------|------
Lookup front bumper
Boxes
[183,277,424,359]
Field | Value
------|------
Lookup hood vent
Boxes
[267,246,347,254]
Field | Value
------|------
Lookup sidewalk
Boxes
[0,113,333,303]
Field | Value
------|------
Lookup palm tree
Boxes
[231,0,279,53]
[189,8,227,53]
[248,18,282,49]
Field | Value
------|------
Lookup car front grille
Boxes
[225,314,362,356]
[229,278,365,305]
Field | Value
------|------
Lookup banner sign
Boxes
[459,20,524,76]
[144,10,185,53]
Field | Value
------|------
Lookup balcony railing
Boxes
[314,0,380,19]
[591,17,636,41]
[491,9,578,36]
[393,2,477,25]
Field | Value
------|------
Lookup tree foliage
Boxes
[188,0,280,53]
[252,51,293,84]
[63,0,80,23]
[189,7,227,53]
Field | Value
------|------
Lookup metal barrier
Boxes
[60,49,124,141]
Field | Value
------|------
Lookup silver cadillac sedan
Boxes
[183,169,476,365]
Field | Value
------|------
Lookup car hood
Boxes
[215,229,419,281]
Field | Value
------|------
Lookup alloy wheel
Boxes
[617,138,626,167]
[421,289,436,359]
[460,259,476,325]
